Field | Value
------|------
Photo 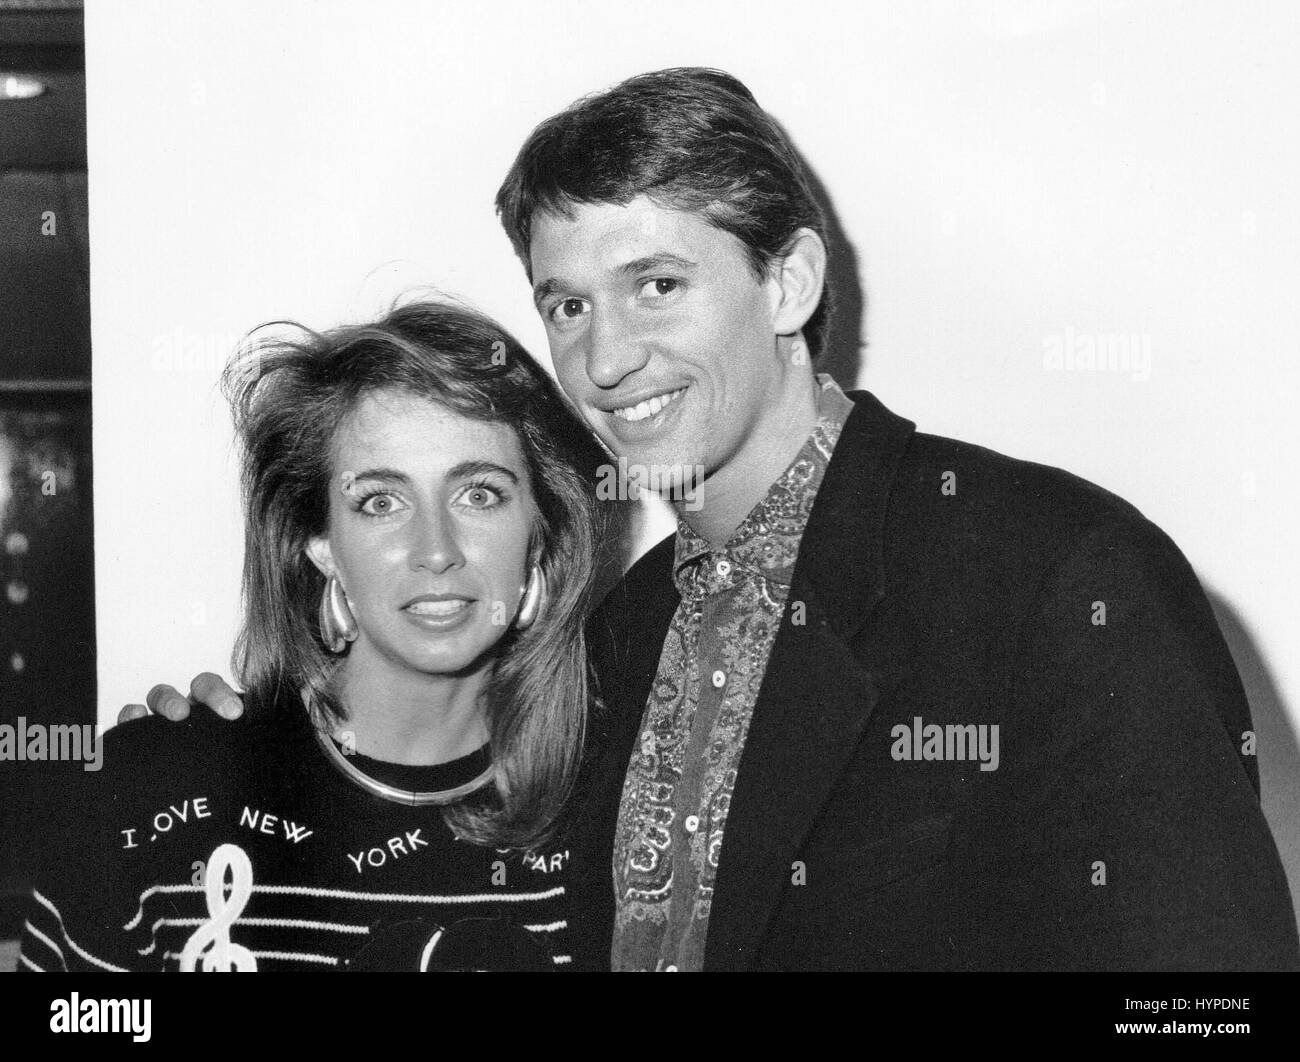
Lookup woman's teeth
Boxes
[613,387,686,423]
[405,599,470,616]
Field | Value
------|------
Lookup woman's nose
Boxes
[407,508,465,574]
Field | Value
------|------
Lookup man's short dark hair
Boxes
[496,67,834,360]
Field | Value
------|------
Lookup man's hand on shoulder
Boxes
[117,672,245,724]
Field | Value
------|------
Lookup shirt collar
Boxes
[672,374,855,593]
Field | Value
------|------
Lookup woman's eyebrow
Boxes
[348,462,520,486]
[348,467,410,484]
[447,460,520,485]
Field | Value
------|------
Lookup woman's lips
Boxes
[400,597,476,631]
[403,598,472,617]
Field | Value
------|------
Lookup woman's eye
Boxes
[550,297,589,322]
[461,485,502,509]
[639,277,679,298]
[359,493,402,517]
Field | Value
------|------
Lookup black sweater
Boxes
[19,699,575,972]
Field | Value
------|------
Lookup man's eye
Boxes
[639,277,680,298]
[550,297,589,322]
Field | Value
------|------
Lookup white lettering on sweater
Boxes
[347,829,428,874]
[239,805,315,844]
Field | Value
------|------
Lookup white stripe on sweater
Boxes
[23,917,66,967]
[163,949,340,967]
[125,882,564,930]
[33,889,129,973]
[137,915,373,955]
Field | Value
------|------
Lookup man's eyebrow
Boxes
[617,252,698,277]
[531,253,699,308]
[447,460,520,485]
[532,278,565,308]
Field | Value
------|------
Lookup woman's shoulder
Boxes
[105,706,253,758]
[42,706,306,852]
[97,705,299,792]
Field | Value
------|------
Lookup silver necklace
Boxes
[312,727,494,807]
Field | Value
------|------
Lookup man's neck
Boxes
[332,642,490,766]
[678,370,822,547]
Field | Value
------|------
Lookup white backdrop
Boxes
[86,0,1300,915]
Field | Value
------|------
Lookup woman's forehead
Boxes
[332,389,526,472]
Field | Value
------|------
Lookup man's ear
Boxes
[305,535,335,578]
[767,227,827,338]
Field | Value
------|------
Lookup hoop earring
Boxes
[319,574,358,653]
[514,564,546,630]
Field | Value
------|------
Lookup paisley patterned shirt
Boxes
[610,374,856,971]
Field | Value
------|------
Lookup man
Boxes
[131,68,1299,971]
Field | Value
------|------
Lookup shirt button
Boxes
[684,815,700,833]
[711,669,726,688]
[716,559,731,577]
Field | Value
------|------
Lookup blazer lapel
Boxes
[568,535,680,967]
[704,390,917,970]
[586,534,680,755]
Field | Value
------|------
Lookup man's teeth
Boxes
[612,387,686,423]
[406,599,470,616]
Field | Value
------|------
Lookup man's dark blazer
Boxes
[566,389,1300,971]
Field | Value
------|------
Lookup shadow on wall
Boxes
[801,151,868,389]
[1208,588,1300,929]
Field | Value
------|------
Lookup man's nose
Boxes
[585,304,650,389]
[407,508,465,574]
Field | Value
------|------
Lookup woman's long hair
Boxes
[222,298,610,850]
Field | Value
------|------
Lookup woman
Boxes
[20,299,610,971]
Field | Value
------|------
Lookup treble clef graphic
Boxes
[180,843,258,972]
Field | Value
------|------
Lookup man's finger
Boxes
[145,684,192,721]
[118,704,149,724]
[190,672,245,720]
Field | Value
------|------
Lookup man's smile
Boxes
[609,386,688,423]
